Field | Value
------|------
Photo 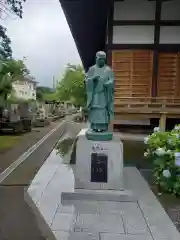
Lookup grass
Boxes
[0,135,20,151]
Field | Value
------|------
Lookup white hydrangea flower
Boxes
[162,169,171,178]
[144,136,149,144]
[176,134,180,139]
[144,152,148,157]
[155,147,166,156]
[167,138,173,145]
[174,125,180,131]
[166,150,172,155]
[154,127,160,132]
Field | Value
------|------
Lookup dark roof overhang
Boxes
[59,0,110,71]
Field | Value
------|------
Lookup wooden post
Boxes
[152,0,162,97]
[108,121,114,132]
[159,114,166,132]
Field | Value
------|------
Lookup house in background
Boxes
[13,77,37,100]
[59,0,180,131]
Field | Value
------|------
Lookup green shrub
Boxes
[144,125,180,195]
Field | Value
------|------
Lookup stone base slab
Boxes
[86,129,113,141]
[26,139,180,240]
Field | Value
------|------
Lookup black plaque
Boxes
[91,153,108,182]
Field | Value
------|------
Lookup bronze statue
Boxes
[85,51,114,140]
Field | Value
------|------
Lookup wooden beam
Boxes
[113,20,180,26]
[160,20,180,26]
[152,0,161,97]
[113,20,155,26]
[107,0,114,48]
[149,0,171,1]
[106,0,114,66]
[107,50,112,66]
[158,44,180,52]
[113,0,170,1]
[108,44,155,50]
[108,44,180,51]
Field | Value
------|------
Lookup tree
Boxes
[57,64,86,106]
[44,92,58,102]
[0,58,30,100]
[36,86,54,101]
[0,0,26,19]
[0,0,27,102]
[0,25,12,59]
[36,88,44,101]
[0,58,30,78]
[36,86,53,93]
[0,0,26,59]
[0,73,13,100]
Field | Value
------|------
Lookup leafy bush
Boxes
[144,126,180,195]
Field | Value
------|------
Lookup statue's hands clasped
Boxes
[93,75,100,81]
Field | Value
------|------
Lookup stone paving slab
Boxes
[120,202,149,235]
[51,200,150,237]
[51,213,76,232]
[75,212,124,234]
[100,233,153,240]
[53,231,99,240]
[52,231,153,240]
[124,167,180,240]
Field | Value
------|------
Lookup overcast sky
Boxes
[1,0,81,87]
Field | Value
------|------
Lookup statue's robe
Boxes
[85,64,114,131]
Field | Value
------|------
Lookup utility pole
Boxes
[53,76,56,90]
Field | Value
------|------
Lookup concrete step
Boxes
[61,189,137,203]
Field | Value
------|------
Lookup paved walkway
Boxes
[27,146,180,240]
[0,116,78,240]
[0,120,63,174]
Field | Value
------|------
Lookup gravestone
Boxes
[9,104,20,122]
[18,102,32,119]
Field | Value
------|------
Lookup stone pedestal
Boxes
[74,129,123,190]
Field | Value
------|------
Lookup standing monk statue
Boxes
[85,51,114,141]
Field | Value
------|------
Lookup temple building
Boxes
[59,0,180,130]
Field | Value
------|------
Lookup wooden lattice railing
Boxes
[115,97,180,103]
[114,97,180,115]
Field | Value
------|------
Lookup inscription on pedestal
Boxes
[91,153,108,182]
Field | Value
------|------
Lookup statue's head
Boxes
[96,51,106,67]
